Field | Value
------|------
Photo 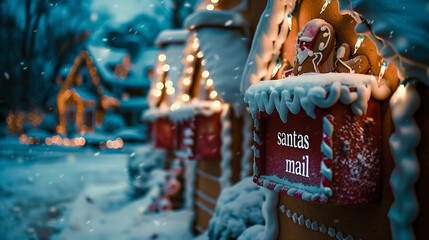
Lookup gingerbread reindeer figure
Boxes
[284,18,370,77]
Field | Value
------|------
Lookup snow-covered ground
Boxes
[0,143,193,240]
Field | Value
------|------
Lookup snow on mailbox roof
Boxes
[155,29,189,47]
[184,9,248,30]
[185,10,250,114]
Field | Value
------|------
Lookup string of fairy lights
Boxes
[151,33,222,112]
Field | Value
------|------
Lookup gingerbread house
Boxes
[165,0,268,233]
[241,0,429,239]
[56,49,119,135]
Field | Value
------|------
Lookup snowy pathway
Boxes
[0,148,128,240]
[0,145,193,240]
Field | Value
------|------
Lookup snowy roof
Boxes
[164,44,186,90]
[155,29,189,47]
[88,44,157,88]
[184,9,248,30]
[87,44,127,83]
[337,0,429,85]
[73,87,98,102]
[241,0,297,92]
[119,97,149,110]
[185,10,250,114]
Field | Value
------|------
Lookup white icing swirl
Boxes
[388,81,420,239]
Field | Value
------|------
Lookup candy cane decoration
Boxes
[320,114,334,202]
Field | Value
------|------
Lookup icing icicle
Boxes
[244,73,391,123]
[219,104,233,190]
[388,81,421,240]
[184,157,197,211]
[263,189,279,240]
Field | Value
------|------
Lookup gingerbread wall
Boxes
[192,109,245,233]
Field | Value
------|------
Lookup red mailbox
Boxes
[195,113,222,160]
[154,118,176,149]
[253,101,381,205]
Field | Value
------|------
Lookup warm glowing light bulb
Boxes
[210,91,218,99]
[158,54,166,62]
[354,35,365,54]
[201,59,207,66]
[197,51,204,58]
[192,42,199,50]
[170,102,180,111]
[320,0,332,14]
[211,0,219,3]
[183,77,191,86]
[154,89,162,97]
[206,4,214,11]
[206,78,213,87]
[213,100,221,108]
[182,94,190,102]
[202,70,210,78]
[162,64,170,72]
[156,82,164,89]
[378,60,389,82]
[187,55,195,62]
[287,13,292,31]
[165,80,173,88]
[166,87,175,95]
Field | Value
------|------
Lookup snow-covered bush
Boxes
[128,146,166,198]
[103,114,126,133]
[208,177,265,240]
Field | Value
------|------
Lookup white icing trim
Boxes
[195,199,214,215]
[195,225,205,233]
[142,107,170,122]
[244,73,391,122]
[219,104,233,190]
[168,101,223,123]
[263,189,279,240]
[195,189,217,205]
[388,81,420,239]
[281,207,357,240]
[184,157,197,210]
[196,169,219,183]
[318,25,331,51]
[240,111,253,179]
